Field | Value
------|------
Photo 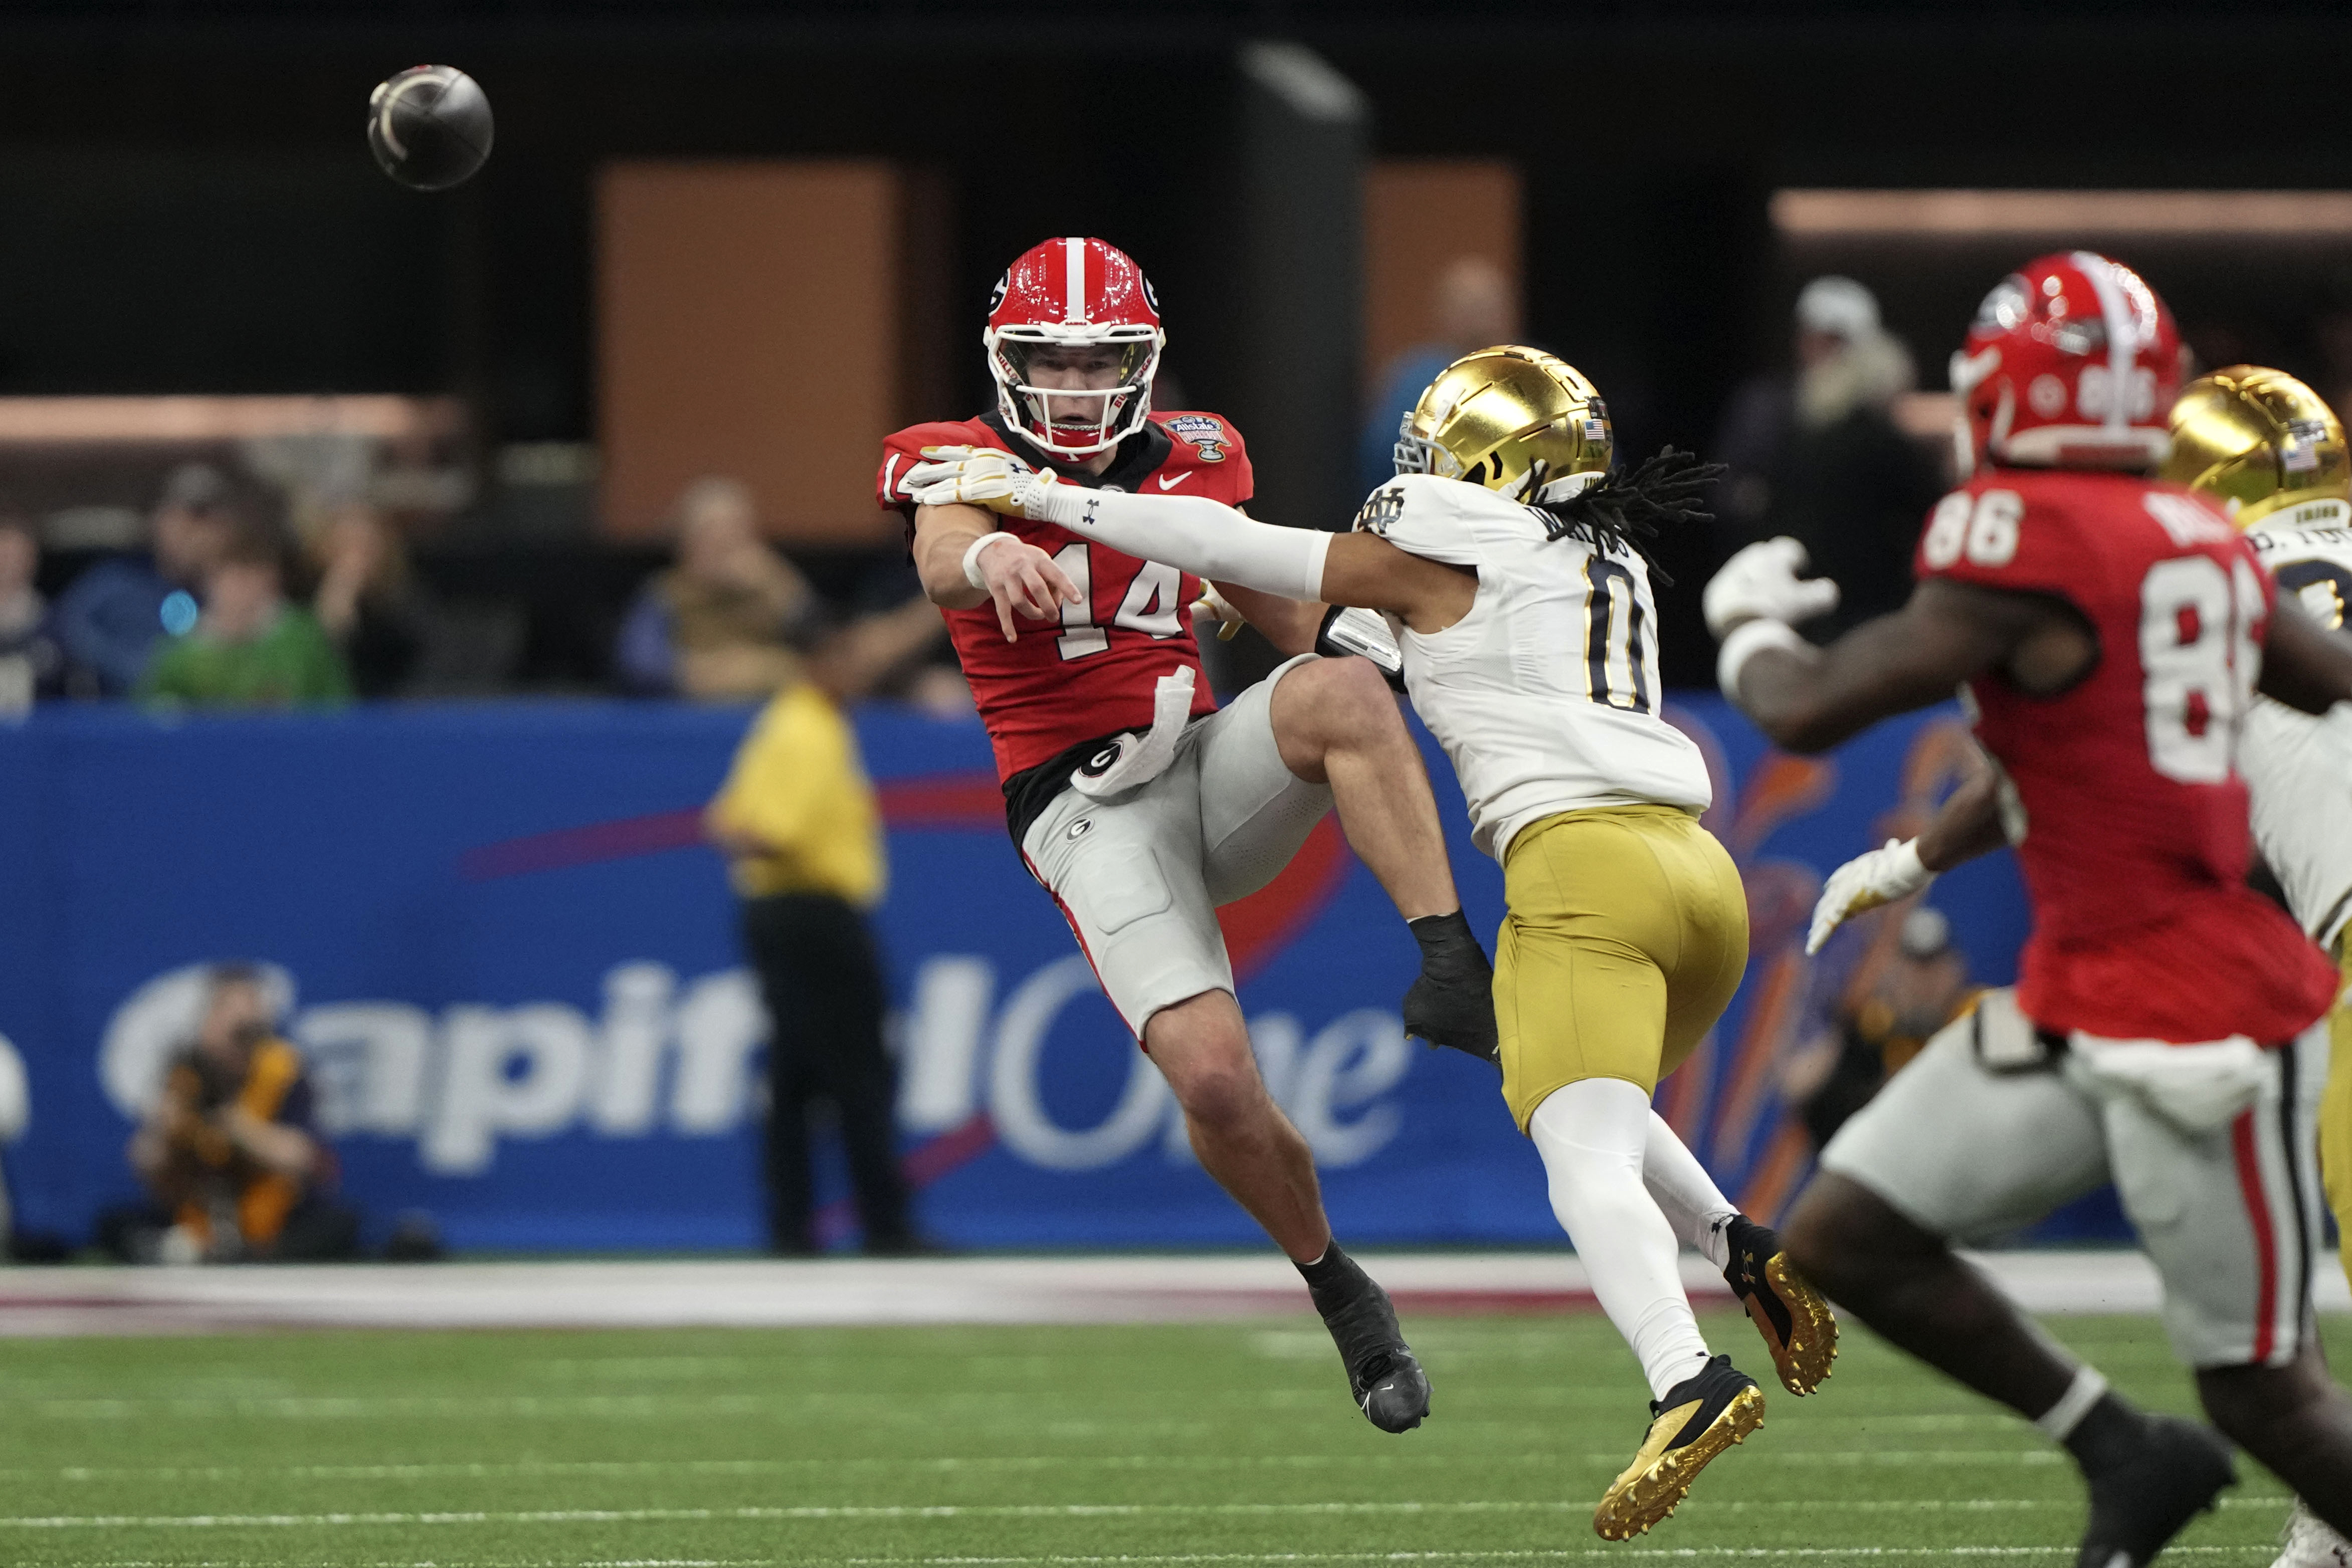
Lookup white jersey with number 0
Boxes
[1355,473,1712,861]
[2241,495,2352,949]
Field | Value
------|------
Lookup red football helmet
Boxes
[1950,250,2184,474]
[984,237,1165,457]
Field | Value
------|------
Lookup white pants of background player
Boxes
[1821,988,2328,1368]
[1021,654,1332,1033]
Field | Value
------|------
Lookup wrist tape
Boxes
[961,531,1017,593]
[1716,618,1807,702]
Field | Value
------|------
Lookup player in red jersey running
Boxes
[1706,252,2352,1563]
[877,238,1494,1432]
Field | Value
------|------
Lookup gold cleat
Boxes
[1723,1215,1838,1396]
[1592,1354,1764,1540]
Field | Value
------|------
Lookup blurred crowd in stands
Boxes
[14,261,2352,722]
[1356,256,2352,660]
[0,460,962,718]
[1710,274,1945,638]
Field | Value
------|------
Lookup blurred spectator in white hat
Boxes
[1713,275,1943,637]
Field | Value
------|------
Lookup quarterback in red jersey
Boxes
[877,237,1496,1433]
[1708,252,2352,1561]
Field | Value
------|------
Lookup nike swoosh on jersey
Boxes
[1155,471,1194,491]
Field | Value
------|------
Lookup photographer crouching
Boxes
[108,965,359,1263]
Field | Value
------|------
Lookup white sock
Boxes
[1530,1078,1713,1401]
[1641,1111,1741,1268]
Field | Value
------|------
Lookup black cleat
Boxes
[1402,910,1498,1066]
[1301,1247,1431,1432]
[1594,1352,1765,1540]
[1721,1215,1838,1396]
[2077,1414,2236,1568]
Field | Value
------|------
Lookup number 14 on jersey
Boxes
[1049,543,1187,661]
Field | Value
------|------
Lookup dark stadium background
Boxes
[4,0,2346,683]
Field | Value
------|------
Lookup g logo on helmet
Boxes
[987,271,1010,316]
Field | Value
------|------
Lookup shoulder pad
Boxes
[878,419,1000,509]
[1912,479,2083,594]
[1350,474,1487,566]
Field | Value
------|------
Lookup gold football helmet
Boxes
[2162,365,2348,528]
[1395,346,1613,503]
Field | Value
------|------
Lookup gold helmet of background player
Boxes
[1394,346,1614,504]
[2161,365,2349,529]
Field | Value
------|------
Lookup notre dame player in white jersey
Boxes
[2169,369,2352,1035]
[907,347,1838,1540]
[1805,366,2352,1568]
[2168,367,2352,1568]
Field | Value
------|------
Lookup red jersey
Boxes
[879,409,1252,783]
[1914,468,2335,1044]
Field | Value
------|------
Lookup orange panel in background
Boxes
[1362,160,1523,387]
[598,161,900,544]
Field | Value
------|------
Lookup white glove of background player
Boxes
[1805,838,1932,954]
[1703,537,1842,637]
[906,446,1060,518]
[1193,582,1246,642]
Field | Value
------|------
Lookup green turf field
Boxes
[0,1309,2331,1568]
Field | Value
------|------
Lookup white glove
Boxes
[1806,838,1932,954]
[906,445,1059,518]
[1704,537,1842,638]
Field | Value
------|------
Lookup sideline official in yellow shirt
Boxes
[707,680,916,1254]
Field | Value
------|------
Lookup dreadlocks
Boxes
[1531,446,1724,584]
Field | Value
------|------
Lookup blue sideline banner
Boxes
[0,697,2041,1252]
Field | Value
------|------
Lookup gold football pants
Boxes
[2324,935,2352,1295]
[1496,804,1750,1132]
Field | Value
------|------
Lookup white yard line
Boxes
[0,1396,2026,1425]
[41,1555,2287,1568]
[0,1497,2295,1530]
[853,1554,2275,1564]
[2,1450,2076,1482]
[1,1251,2342,1336]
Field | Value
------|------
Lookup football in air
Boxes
[367,65,494,191]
